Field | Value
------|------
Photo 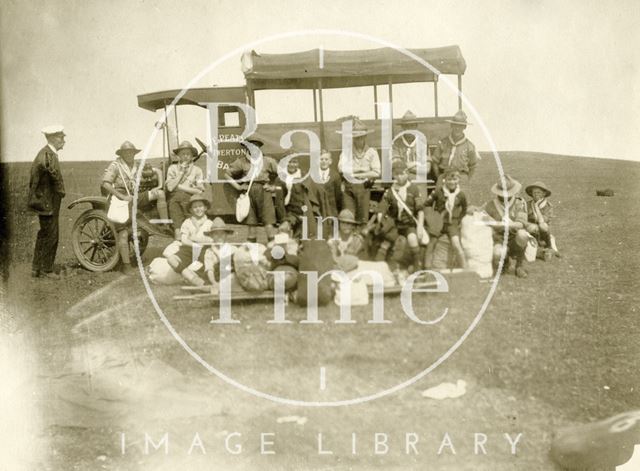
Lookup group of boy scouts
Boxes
[28,109,559,283]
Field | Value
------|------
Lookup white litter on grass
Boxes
[421,380,467,400]
[276,415,307,425]
[604,385,610,390]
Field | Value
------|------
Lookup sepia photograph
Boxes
[1,0,639,469]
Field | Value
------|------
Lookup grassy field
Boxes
[2,151,639,470]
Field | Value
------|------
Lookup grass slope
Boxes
[2,151,639,470]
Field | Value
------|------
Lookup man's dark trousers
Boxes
[32,194,61,273]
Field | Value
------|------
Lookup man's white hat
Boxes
[41,125,65,135]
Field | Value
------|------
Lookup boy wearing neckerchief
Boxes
[431,110,479,188]
[167,194,214,286]
[423,169,468,268]
[525,181,560,259]
[225,137,279,243]
[482,175,530,278]
[375,160,425,272]
[203,217,237,295]
[165,141,205,240]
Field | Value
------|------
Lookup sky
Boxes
[1,0,639,162]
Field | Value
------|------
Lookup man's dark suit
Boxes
[28,145,65,274]
[317,170,342,218]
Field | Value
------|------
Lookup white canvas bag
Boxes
[107,162,131,224]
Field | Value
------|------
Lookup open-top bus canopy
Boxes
[137,87,247,112]
[242,46,466,90]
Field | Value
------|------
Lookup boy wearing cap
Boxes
[431,110,479,186]
[203,217,237,295]
[29,125,66,278]
[337,119,381,226]
[167,194,214,286]
[423,169,468,268]
[483,175,530,278]
[525,181,560,259]
[225,137,279,242]
[375,160,425,272]
[165,140,205,240]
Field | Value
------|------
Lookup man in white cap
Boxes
[431,110,479,186]
[28,125,66,278]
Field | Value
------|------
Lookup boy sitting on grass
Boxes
[203,217,236,295]
[423,169,468,268]
[167,194,213,286]
[525,181,560,259]
[328,209,365,271]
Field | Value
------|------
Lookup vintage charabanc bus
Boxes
[70,45,467,271]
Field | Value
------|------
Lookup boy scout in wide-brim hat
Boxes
[173,140,199,157]
[445,110,472,126]
[338,209,358,224]
[335,118,373,137]
[491,175,522,198]
[115,141,142,156]
[400,110,421,127]
[525,181,552,198]
[188,193,211,210]
[204,217,234,235]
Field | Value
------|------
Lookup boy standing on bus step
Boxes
[225,136,279,243]
[337,118,381,226]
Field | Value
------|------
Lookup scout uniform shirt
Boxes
[377,182,423,228]
[432,134,479,178]
[329,233,364,259]
[392,135,430,179]
[102,157,139,194]
[483,197,528,241]
[337,146,381,179]
[528,198,554,224]
[227,153,279,183]
[165,163,204,192]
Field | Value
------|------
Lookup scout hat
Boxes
[115,141,141,156]
[335,118,373,137]
[41,125,65,136]
[338,209,358,224]
[188,193,211,209]
[446,110,471,126]
[525,181,552,198]
[491,175,522,197]
[400,110,421,126]
[204,217,233,234]
[173,140,199,157]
